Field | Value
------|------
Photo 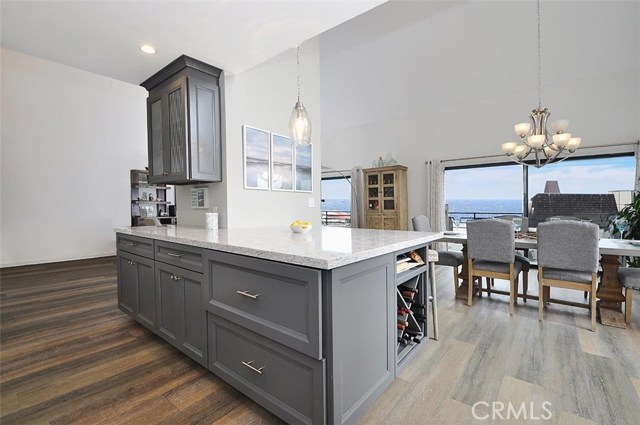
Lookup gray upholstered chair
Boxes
[537,220,599,331]
[466,219,523,314]
[412,215,464,293]
[618,267,639,324]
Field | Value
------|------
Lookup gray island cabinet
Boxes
[115,226,442,424]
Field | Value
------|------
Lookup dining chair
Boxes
[617,267,639,324]
[494,215,529,232]
[466,219,522,314]
[412,215,464,293]
[537,220,599,331]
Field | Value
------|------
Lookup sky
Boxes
[322,178,352,199]
[445,156,635,200]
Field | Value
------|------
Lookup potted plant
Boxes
[611,189,640,266]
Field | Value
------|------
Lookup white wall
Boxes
[177,38,322,228]
[320,1,640,221]
[1,48,148,267]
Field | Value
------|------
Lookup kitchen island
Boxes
[115,225,441,424]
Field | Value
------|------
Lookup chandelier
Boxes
[289,45,312,145]
[501,0,581,168]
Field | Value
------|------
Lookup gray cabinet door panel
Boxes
[156,264,182,347]
[188,71,221,182]
[135,256,156,331]
[208,314,325,425]
[182,272,206,365]
[155,261,206,366]
[117,251,137,317]
[117,234,154,259]
[155,240,204,273]
[325,254,395,425]
[205,251,322,359]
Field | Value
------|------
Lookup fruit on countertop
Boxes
[290,220,313,233]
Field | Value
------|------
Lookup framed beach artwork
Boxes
[295,143,313,192]
[270,133,293,191]
[243,125,271,190]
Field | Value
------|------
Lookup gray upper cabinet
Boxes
[141,55,222,185]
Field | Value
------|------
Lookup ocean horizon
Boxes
[322,198,523,219]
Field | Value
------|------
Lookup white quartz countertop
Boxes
[114,225,442,269]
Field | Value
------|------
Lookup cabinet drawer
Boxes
[208,315,325,425]
[205,251,321,359]
[155,240,204,273]
[117,234,154,259]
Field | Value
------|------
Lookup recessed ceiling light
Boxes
[140,45,156,55]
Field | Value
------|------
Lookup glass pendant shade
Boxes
[514,145,528,158]
[551,119,569,134]
[289,101,312,145]
[552,133,571,148]
[566,137,581,150]
[514,123,531,138]
[501,141,517,154]
[527,135,546,148]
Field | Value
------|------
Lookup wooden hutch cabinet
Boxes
[363,165,408,230]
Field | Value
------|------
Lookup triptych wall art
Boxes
[243,125,312,192]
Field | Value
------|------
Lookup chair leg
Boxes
[514,276,519,304]
[429,263,439,340]
[584,291,588,299]
[509,264,515,315]
[538,267,544,322]
[544,287,550,306]
[467,259,473,307]
[487,276,492,297]
[626,287,632,325]
[523,271,528,303]
[453,267,459,294]
[590,273,597,332]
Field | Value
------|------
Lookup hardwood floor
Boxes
[1,258,639,424]
[0,257,282,425]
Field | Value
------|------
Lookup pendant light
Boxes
[289,45,312,145]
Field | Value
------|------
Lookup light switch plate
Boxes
[308,198,315,208]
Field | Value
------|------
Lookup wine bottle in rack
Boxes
[397,307,412,316]
[402,332,422,344]
[397,319,409,327]
[402,296,415,304]
[404,328,423,338]
[400,287,418,294]
[398,337,409,345]
[402,290,415,299]
[397,323,406,331]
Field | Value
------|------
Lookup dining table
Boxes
[437,230,640,328]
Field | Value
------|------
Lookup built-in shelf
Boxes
[132,200,172,205]
[132,182,171,190]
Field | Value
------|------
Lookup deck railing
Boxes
[321,210,351,227]
[448,211,522,224]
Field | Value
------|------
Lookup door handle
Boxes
[236,290,260,299]
[242,360,264,375]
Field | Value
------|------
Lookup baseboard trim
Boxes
[1,251,116,269]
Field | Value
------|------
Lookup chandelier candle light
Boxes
[501,0,581,168]
[289,44,312,145]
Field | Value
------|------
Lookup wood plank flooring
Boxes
[0,257,282,425]
[1,257,639,424]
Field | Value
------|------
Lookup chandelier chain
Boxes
[537,0,542,109]
[296,45,301,102]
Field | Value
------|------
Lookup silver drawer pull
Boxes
[242,360,264,375]
[236,290,260,299]
[124,242,135,247]
[166,252,182,258]
[170,275,181,281]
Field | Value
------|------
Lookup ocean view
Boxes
[447,199,522,221]
[322,199,350,211]
[322,198,523,220]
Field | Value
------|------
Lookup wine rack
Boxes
[396,246,428,368]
